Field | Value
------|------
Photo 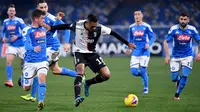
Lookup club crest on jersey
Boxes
[34,31,46,38]
[133,30,144,36]
[7,25,16,30]
[177,34,190,41]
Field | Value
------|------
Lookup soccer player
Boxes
[22,9,47,110]
[20,0,77,101]
[164,12,200,100]
[1,4,26,87]
[125,10,155,94]
[47,14,135,107]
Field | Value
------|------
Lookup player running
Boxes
[125,10,155,94]
[46,14,135,107]
[164,12,200,100]
[1,4,26,87]
[22,9,48,110]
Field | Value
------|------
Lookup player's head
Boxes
[134,10,143,23]
[86,14,98,31]
[37,0,48,14]
[31,9,45,27]
[7,4,16,18]
[179,12,189,28]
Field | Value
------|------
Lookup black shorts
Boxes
[73,52,106,73]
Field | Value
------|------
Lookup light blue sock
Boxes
[38,83,46,103]
[130,68,141,76]
[6,66,13,81]
[140,67,148,89]
[31,77,38,98]
[61,67,77,77]
[171,71,179,82]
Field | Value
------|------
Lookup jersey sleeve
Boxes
[1,21,7,39]
[165,27,174,42]
[18,18,26,29]
[192,27,200,42]
[22,27,34,50]
[101,25,111,35]
[146,26,156,46]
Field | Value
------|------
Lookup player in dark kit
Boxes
[46,14,135,107]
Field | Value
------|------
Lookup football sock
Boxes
[140,67,148,89]
[38,83,46,102]
[31,77,38,98]
[61,67,77,77]
[130,68,141,76]
[74,75,83,99]
[6,65,13,81]
[86,74,109,86]
[171,71,179,82]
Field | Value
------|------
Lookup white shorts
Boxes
[6,46,25,59]
[170,56,193,72]
[130,56,150,68]
[23,61,49,86]
[46,47,60,65]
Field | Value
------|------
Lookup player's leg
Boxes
[139,56,150,94]
[130,56,141,76]
[84,54,109,97]
[37,61,49,110]
[170,58,181,91]
[174,56,193,100]
[73,52,85,107]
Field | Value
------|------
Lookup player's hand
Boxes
[195,53,200,61]
[128,43,136,50]
[34,46,41,52]
[64,43,70,52]
[10,35,18,42]
[56,12,65,20]
[2,38,7,43]
[165,55,170,64]
[43,23,51,31]
[145,44,149,50]
[125,49,131,55]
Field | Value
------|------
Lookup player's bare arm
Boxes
[164,40,170,64]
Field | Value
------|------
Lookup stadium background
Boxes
[1,1,200,112]
[0,0,199,57]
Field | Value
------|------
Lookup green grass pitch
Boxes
[0,57,200,112]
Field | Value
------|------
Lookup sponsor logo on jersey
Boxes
[177,34,190,41]
[133,30,144,36]
[34,31,46,38]
[7,25,16,30]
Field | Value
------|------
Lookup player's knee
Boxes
[101,72,111,80]
[38,73,46,83]
[23,86,31,91]
[6,60,13,65]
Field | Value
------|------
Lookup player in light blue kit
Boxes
[164,12,200,100]
[20,0,77,102]
[22,9,48,110]
[1,4,26,87]
[126,10,155,94]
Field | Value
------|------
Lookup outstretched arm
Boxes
[110,30,129,45]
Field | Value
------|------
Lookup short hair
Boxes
[180,12,189,17]
[31,9,45,20]
[37,0,46,5]
[87,14,98,22]
[8,4,15,8]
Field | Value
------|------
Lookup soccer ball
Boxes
[124,94,139,107]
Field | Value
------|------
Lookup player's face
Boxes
[7,7,16,17]
[87,21,98,31]
[37,3,48,14]
[35,15,45,27]
[134,11,143,23]
[179,16,189,28]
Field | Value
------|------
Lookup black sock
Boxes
[86,74,109,86]
[175,93,180,98]
[74,74,83,99]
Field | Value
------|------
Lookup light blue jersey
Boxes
[44,13,70,51]
[128,22,155,56]
[1,16,26,47]
[22,26,47,63]
[165,25,200,58]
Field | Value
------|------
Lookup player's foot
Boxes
[21,94,36,102]
[173,97,180,100]
[74,97,84,107]
[37,102,45,110]
[84,80,90,97]
[143,88,148,94]
[4,80,14,87]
